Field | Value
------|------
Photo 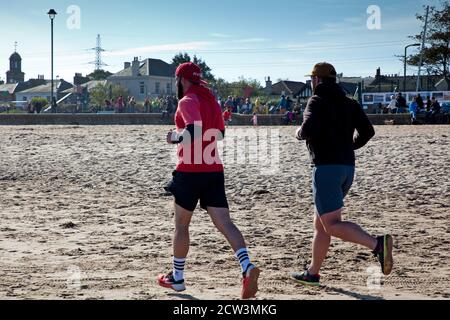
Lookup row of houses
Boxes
[264,67,450,104]
[264,77,357,102]
[2,49,449,108]
[0,52,177,107]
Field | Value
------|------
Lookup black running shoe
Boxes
[292,271,321,286]
[373,235,394,276]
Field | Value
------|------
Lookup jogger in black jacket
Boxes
[293,62,394,286]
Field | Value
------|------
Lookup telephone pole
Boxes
[416,6,430,92]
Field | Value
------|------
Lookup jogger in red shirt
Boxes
[158,62,260,299]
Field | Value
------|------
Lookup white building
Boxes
[15,80,73,102]
[108,57,176,100]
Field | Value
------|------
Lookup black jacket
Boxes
[297,82,375,166]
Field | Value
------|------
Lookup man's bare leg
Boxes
[207,207,246,252]
[208,207,260,299]
[173,204,193,259]
[319,209,377,251]
[308,214,331,275]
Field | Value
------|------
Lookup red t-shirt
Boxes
[174,93,225,173]
[223,110,231,121]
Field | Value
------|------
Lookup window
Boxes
[140,82,145,95]
[166,83,171,94]
[155,82,160,94]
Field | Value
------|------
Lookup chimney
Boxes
[38,75,44,80]
[376,67,381,79]
[265,76,272,95]
[124,62,131,69]
[74,73,89,86]
[132,57,140,77]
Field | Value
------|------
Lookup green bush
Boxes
[30,97,49,113]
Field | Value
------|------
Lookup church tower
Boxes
[6,42,25,84]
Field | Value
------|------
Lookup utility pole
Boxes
[417,5,430,92]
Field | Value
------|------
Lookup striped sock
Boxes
[235,248,251,273]
[173,257,186,282]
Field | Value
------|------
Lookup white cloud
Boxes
[230,38,270,44]
[209,33,232,38]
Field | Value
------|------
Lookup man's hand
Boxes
[167,129,175,145]
[295,127,303,141]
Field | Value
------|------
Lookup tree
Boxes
[210,76,264,99]
[88,69,113,81]
[230,77,264,98]
[171,52,215,81]
[90,83,129,106]
[407,2,450,77]
[30,97,48,114]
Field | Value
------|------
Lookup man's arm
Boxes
[296,97,320,141]
[169,124,196,144]
[168,96,202,145]
[353,101,375,150]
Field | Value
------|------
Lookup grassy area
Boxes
[0,108,27,114]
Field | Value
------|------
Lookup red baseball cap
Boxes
[175,62,208,85]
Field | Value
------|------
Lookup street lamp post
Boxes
[404,43,421,93]
[47,9,57,113]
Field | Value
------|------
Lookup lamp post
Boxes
[404,43,421,93]
[47,9,57,113]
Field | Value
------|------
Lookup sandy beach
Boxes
[0,125,449,300]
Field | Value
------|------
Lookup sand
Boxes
[0,125,449,300]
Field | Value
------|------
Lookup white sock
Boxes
[173,257,186,282]
[235,248,252,273]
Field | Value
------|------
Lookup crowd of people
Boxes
[101,95,178,115]
[219,94,303,126]
[409,95,442,124]
[219,95,298,115]
[376,92,443,124]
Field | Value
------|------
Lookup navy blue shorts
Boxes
[165,171,229,212]
[312,165,355,216]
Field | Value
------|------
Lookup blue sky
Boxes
[0,0,440,84]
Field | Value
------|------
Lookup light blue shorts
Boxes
[312,165,355,216]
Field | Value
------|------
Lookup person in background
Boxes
[129,96,136,113]
[278,95,287,114]
[426,97,441,124]
[117,95,124,113]
[252,112,258,127]
[223,108,232,127]
[253,98,260,114]
[396,93,407,113]
[242,98,252,114]
[388,95,397,114]
[286,96,293,112]
[426,96,432,113]
[409,97,419,124]
[224,96,234,112]
[144,97,151,113]
[416,94,424,111]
